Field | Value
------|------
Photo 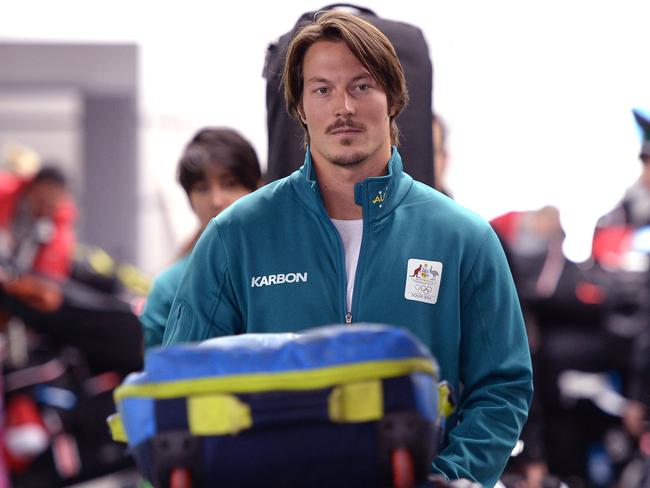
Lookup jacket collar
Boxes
[290,146,413,223]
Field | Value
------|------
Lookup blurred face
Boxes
[299,40,392,174]
[189,165,251,228]
[26,182,66,218]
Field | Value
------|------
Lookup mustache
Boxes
[326,119,366,134]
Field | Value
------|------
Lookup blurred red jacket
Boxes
[0,171,76,280]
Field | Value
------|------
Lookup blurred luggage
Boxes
[3,343,135,487]
[1,249,145,486]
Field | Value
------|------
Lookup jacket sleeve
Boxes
[140,266,181,351]
[163,222,243,345]
[432,226,533,487]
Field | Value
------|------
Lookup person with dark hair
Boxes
[163,12,531,486]
[0,164,76,280]
[139,128,261,351]
[594,109,650,234]
[589,108,650,480]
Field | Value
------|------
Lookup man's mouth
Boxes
[330,127,363,135]
[328,121,365,135]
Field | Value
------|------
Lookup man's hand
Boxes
[3,274,63,312]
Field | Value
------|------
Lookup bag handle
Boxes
[318,3,377,17]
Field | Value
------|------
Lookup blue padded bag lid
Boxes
[125,323,436,386]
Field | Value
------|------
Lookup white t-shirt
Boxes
[331,218,363,312]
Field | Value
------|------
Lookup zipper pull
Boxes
[345,312,352,324]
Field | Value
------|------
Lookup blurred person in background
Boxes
[164,11,532,487]
[491,206,567,304]
[491,206,567,487]
[0,164,76,281]
[590,108,650,481]
[592,108,650,408]
[0,163,77,486]
[432,112,452,198]
[494,198,649,484]
[594,109,650,234]
[139,127,261,351]
[0,153,146,486]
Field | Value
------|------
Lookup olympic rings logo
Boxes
[415,284,432,293]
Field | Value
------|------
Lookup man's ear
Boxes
[297,104,307,125]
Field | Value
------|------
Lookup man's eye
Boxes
[356,84,370,92]
[315,87,329,95]
[193,183,209,193]
[221,178,239,189]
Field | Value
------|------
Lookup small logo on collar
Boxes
[371,187,388,207]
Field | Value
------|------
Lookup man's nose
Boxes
[334,91,355,118]
[211,188,227,209]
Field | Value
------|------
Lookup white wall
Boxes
[3,0,649,272]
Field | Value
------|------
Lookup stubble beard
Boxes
[326,139,368,167]
[321,118,369,167]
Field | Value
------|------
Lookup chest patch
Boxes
[404,259,442,305]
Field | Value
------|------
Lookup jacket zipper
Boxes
[348,183,369,326]
[321,182,368,326]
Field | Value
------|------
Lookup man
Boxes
[164,11,532,487]
[140,127,261,351]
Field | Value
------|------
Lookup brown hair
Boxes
[282,10,409,146]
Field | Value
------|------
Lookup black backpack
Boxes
[263,4,434,187]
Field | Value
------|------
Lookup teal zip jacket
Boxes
[164,148,533,487]
[140,254,190,351]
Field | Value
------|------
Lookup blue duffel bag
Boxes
[109,324,451,488]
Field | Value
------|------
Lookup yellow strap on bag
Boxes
[437,381,456,419]
[328,379,383,423]
[107,413,128,443]
[107,395,253,443]
[187,394,252,436]
[115,358,436,401]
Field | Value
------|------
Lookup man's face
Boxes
[299,40,392,172]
